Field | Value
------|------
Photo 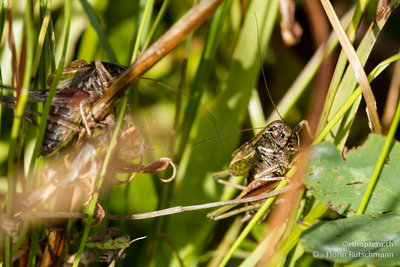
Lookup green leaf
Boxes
[301,214,400,266]
[305,134,400,216]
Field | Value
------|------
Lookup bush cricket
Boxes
[207,119,307,220]
[0,60,127,157]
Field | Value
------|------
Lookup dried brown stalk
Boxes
[320,0,382,134]
[90,0,225,122]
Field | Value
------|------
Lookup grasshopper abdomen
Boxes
[39,60,127,156]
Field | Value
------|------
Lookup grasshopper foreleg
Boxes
[95,61,113,88]
[80,102,92,136]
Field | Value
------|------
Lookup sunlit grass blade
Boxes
[268,201,327,265]
[165,0,279,265]
[323,0,399,150]
[321,0,381,134]
[73,0,153,262]
[29,0,72,170]
[249,89,266,132]
[356,91,400,214]
[5,0,35,265]
[79,0,117,62]
[31,11,51,79]
[142,0,169,52]
[314,52,400,144]
[262,53,400,266]
[0,1,5,135]
[176,0,232,157]
[207,218,243,266]
[317,2,365,133]
[217,170,293,267]
[267,5,355,122]
[131,0,154,64]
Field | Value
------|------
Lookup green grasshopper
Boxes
[207,120,306,220]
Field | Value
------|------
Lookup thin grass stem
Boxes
[79,0,117,62]
[217,169,293,267]
[131,0,154,64]
[356,94,400,214]
[142,0,169,51]
[320,0,381,133]
[314,53,400,144]
[5,0,35,264]
[29,0,72,170]
[31,11,51,78]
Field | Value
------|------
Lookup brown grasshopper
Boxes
[207,120,306,220]
[0,60,127,157]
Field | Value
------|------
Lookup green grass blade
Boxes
[29,0,72,170]
[131,0,154,64]
[325,1,398,150]
[73,95,128,266]
[260,53,400,265]
[268,202,328,265]
[72,190,99,267]
[79,0,117,62]
[317,2,365,133]
[5,0,35,264]
[267,5,355,122]
[165,0,279,265]
[314,52,400,144]
[74,0,153,263]
[176,0,232,157]
[142,0,169,52]
[0,1,7,40]
[31,11,51,79]
[322,0,381,133]
[249,89,266,132]
[0,2,5,135]
[356,94,400,214]
[218,176,291,266]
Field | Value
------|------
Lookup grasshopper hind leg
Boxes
[211,202,264,221]
[207,175,288,221]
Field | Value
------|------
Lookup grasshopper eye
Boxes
[271,131,283,139]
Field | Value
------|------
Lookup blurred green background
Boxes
[0,0,399,266]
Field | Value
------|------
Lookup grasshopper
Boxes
[40,60,127,156]
[0,60,127,157]
[207,120,306,220]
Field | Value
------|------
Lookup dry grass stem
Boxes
[320,0,382,134]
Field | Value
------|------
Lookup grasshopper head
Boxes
[264,120,300,154]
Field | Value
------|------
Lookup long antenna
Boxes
[254,13,283,121]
